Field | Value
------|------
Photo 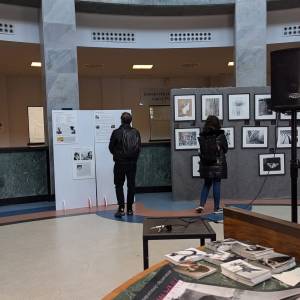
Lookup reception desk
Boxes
[0,142,171,205]
[0,146,50,205]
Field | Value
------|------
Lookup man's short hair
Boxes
[121,112,132,124]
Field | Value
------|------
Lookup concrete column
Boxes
[40,0,79,194]
[235,0,267,87]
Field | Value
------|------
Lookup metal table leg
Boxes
[143,237,149,270]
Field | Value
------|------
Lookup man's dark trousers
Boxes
[114,161,137,209]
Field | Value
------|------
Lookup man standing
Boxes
[109,112,141,217]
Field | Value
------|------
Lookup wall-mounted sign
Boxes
[140,88,170,105]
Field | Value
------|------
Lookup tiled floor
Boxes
[0,193,299,299]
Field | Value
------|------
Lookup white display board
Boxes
[94,109,131,206]
[52,110,97,210]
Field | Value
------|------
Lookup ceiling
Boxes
[0,40,299,78]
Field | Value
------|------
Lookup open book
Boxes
[164,247,206,266]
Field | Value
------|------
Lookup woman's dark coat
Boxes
[199,128,228,179]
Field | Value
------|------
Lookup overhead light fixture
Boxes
[228,61,234,67]
[31,62,42,67]
[132,64,153,70]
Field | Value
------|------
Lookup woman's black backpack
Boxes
[199,135,220,165]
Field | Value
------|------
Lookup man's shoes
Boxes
[214,208,223,214]
[195,206,204,213]
[127,210,133,216]
[114,208,125,218]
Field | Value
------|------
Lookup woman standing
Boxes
[196,115,228,214]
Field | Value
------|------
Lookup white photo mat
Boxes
[221,127,235,149]
[254,94,276,120]
[192,155,200,177]
[174,95,196,121]
[228,94,250,120]
[175,128,200,150]
[242,126,268,148]
[201,94,223,121]
[280,112,300,120]
[276,127,300,148]
[259,153,285,176]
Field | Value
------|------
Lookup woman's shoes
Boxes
[214,208,223,214]
[195,206,204,213]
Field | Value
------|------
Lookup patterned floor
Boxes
[1,192,298,226]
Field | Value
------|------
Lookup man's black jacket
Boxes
[109,124,141,162]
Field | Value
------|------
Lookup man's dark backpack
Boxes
[199,135,220,165]
[122,127,141,158]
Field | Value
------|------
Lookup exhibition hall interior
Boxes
[0,0,300,299]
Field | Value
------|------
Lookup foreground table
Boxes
[143,216,216,269]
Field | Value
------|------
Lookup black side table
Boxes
[142,216,216,269]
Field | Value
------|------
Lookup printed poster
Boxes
[72,147,95,180]
[53,111,78,144]
[94,111,117,143]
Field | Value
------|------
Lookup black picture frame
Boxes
[254,94,276,120]
[276,126,300,148]
[242,126,268,148]
[221,127,235,149]
[174,127,200,150]
[201,94,223,121]
[192,155,201,177]
[228,93,250,121]
[174,94,196,122]
[259,153,285,176]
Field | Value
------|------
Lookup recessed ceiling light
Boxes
[31,62,42,67]
[228,61,234,67]
[132,64,153,70]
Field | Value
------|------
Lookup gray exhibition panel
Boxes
[171,87,300,201]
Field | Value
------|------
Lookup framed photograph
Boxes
[192,155,200,177]
[228,94,250,120]
[259,154,285,176]
[280,112,300,120]
[242,126,268,148]
[221,127,235,149]
[254,94,276,120]
[175,128,200,150]
[277,127,300,148]
[174,95,196,121]
[201,94,223,121]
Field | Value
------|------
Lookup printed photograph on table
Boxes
[201,94,223,121]
[254,94,276,120]
[259,153,285,176]
[242,126,268,148]
[228,94,250,120]
[277,127,300,148]
[174,95,196,121]
[280,112,300,120]
[192,155,200,177]
[221,127,235,149]
[175,128,200,150]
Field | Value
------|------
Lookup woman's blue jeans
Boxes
[200,178,221,211]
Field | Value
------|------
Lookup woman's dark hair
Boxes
[121,112,132,124]
[204,115,221,130]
